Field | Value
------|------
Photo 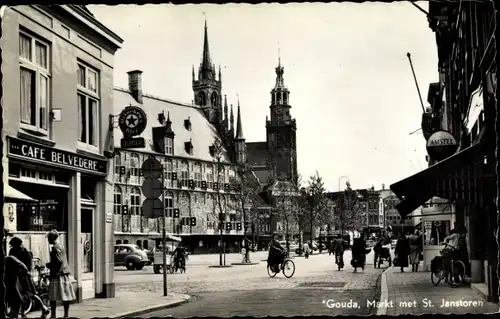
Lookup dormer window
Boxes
[184,117,192,131]
[185,140,193,155]
[165,137,173,155]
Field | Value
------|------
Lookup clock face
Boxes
[276,107,282,115]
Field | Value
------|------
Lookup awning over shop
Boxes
[390,128,488,218]
[4,184,38,203]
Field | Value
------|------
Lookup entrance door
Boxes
[81,207,94,273]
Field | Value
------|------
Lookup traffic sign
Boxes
[141,178,163,199]
[118,106,147,137]
[120,137,145,149]
[141,158,162,179]
[142,198,164,218]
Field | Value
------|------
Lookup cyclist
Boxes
[441,231,463,283]
[171,243,187,271]
[332,234,345,269]
[268,233,286,273]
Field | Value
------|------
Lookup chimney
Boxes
[127,70,143,104]
[382,183,385,190]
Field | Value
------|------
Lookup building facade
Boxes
[112,22,249,254]
[1,5,122,300]
[390,1,498,302]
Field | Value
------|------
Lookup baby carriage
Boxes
[373,241,392,268]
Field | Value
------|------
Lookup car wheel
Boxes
[126,261,135,270]
[135,264,145,270]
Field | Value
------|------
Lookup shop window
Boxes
[181,161,189,187]
[164,159,173,188]
[16,200,65,232]
[130,187,141,215]
[77,62,100,153]
[424,221,451,246]
[116,240,122,245]
[206,164,214,189]
[114,186,122,215]
[19,31,51,136]
[194,162,202,188]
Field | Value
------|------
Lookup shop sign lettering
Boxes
[8,137,107,174]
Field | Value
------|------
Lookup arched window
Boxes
[198,92,206,106]
[114,186,122,215]
[181,160,189,187]
[283,92,288,104]
[124,239,129,244]
[206,164,214,189]
[194,162,202,188]
[130,187,141,215]
[165,191,173,217]
[143,240,149,250]
[130,153,140,178]
[114,152,121,174]
[211,92,218,107]
[218,165,225,184]
[164,159,173,188]
[136,240,142,248]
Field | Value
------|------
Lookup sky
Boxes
[89,2,437,192]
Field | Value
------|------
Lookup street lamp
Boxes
[211,140,225,266]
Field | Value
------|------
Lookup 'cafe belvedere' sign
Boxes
[8,137,107,175]
[426,130,459,161]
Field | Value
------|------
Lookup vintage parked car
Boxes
[114,244,149,270]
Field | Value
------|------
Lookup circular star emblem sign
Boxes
[118,106,147,137]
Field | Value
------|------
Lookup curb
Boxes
[231,262,260,265]
[207,265,234,268]
[375,267,390,316]
[112,295,191,318]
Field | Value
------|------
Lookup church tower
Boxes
[266,56,298,183]
[234,99,246,165]
[192,19,223,127]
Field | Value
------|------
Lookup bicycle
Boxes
[267,251,295,278]
[170,255,186,274]
[430,244,466,288]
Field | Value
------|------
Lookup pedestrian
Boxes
[351,235,367,273]
[8,237,33,271]
[328,239,333,256]
[332,234,345,269]
[302,242,310,259]
[408,230,421,272]
[394,233,410,272]
[46,229,75,318]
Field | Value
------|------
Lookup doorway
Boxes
[81,207,94,273]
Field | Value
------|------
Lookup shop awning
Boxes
[4,184,37,203]
[390,128,488,218]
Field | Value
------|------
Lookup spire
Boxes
[218,65,222,81]
[230,103,234,133]
[235,99,244,140]
[224,95,228,131]
[165,111,173,133]
[274,54,285,89]
[192,65,195,81]
[202,18,211,70]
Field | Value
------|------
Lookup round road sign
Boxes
[141,178,163,199]
[141,158,162,179]
[118,106,147,137]
[142,198,164,219]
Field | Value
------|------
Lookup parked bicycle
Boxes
[267,251,295,278]
[430,244,466,288]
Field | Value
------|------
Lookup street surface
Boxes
[115,250,386,317]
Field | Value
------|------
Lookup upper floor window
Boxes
[130,187,141,215]
[194,163,202,188]
[165,137,173,155]
[130,153,140,180]
[77,62,100,152]
[165,192,174,217]
[19,31,51,136]
[181,161,189,187]
[114,152,121,175]
[206,164,214,189]
[164,159,173,188]
[114,186,122,215]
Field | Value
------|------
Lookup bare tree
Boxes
[333,182,365,236]
[302,171,328,248]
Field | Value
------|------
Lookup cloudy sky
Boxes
[89,2,436,192]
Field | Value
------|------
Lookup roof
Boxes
[114,88,231,163]
[253,169,272,185]
[246,142,268,167]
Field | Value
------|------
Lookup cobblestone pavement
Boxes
[384,265,499,315]
[116,250,386,317]
[116,250,384,294]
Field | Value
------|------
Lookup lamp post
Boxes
[211,140,225,266]
[337,176,349,237]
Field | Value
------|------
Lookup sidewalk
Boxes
[27,291,190,319]
[377,265,499,315]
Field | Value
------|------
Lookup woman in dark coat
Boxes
[4,255,37,318]
[395,233,411,272]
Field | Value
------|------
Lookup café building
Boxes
[1,5,122,301]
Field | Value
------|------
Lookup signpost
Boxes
[118,105,147,149]
[140,157,167,296]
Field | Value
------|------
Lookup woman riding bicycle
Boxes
[267,233,285,273]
